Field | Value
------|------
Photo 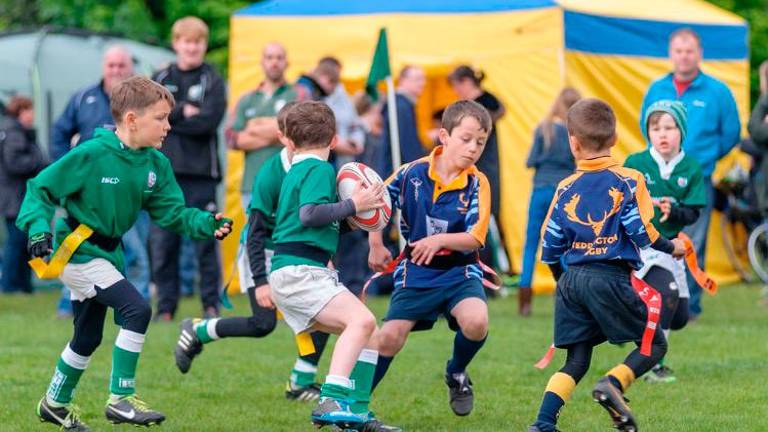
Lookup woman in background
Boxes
[518,88,581,316]
[0,96,46,294]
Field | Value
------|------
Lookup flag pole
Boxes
[385,76,401,171]
[386,76,405,250]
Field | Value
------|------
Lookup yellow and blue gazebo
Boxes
[224,0,749,292]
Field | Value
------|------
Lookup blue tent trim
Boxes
[564,11,748,60]
[235,0,556,16]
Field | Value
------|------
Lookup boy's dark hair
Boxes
[110,76,175,122]
[566,98,616,151]
[284,101,336,149]
[441,100,492,135]
[276,101,298,135]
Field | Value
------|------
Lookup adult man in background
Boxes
[640,28,741,319]
[380,65,427,175]
[50,46,149,317]
[226,42,302,207]
[295,56,366,163]
[152,16,227,320]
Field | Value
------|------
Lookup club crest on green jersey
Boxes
[147,171,157,189]
[677,177,688,188]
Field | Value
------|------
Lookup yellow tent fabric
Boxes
[225,0,749,294]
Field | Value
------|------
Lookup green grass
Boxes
[1,285,766,431]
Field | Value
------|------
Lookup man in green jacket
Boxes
[18,76,232,431]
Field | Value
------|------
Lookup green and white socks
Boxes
[349,349,378,414]
[110,329,146,398]
[46,344,90,407]
[194,318,221,344]
[290,358,319,388]
[318,349,379,415]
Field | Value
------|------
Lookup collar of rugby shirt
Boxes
[649,147,686,180]
[426,145,480,203]
[576,155,619,172]
[291,153,325,166]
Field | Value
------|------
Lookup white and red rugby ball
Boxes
[336,162,392,232]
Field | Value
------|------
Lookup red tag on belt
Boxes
[630,273,662,357]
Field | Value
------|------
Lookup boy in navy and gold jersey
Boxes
[528,99,685,432]
[368,100,492,417]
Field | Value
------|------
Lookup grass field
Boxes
[2,285,766,431]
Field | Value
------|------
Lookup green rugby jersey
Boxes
[270,155,339,271]
[623,149,706,238]
[242,148,290,250]
[17,128,226,271]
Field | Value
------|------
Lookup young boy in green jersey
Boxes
[268,100,388,430]
[20,76,232,431]
[624,100,706,383]
[174,101,333,403]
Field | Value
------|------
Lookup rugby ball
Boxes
[336,162,392,232]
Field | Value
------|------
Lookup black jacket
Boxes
[0,117,46,218]
[153,62,227,180]
[748,94,768,214]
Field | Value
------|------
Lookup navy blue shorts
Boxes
[384,278,486,331]
[554,262,648,348]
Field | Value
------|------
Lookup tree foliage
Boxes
[0,0,765,98]
[706,0,768,104]
[0,0,251,77]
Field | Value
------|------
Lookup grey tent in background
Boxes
[0,28,175,152]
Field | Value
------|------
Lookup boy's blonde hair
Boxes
[110,76,175,122]
[172,16,209,42]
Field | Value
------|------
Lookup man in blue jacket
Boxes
[640,28,741,319]
[50,46,152,318]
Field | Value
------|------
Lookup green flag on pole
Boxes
[365,28,391,102]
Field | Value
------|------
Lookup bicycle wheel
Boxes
[748,222,768,284]
[721,210,754,282]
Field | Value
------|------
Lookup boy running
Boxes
[528,99,685,432]
[625,100,706,383]
[268,101,394,430]
[22,76,232,431]
[368,100,492,417]
[174,101,332,402]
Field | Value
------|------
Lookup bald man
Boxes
[50,46,140,319]
[226,42,307,202]
[51,45,134,161]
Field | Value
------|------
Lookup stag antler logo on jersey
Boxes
[564,187,624,237]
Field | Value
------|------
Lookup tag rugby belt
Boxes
[66,216,121,251]
[534,234,717,370]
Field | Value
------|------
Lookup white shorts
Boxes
[635,248,689,298]
[268,265,346,334]
[60,258,125,302]
[237,247,273,293]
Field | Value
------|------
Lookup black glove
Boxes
[28,232,53,258]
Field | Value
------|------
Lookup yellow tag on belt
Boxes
[275,310,315,355]
[28,224,94,279]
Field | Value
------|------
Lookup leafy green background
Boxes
[1,0,765,101]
